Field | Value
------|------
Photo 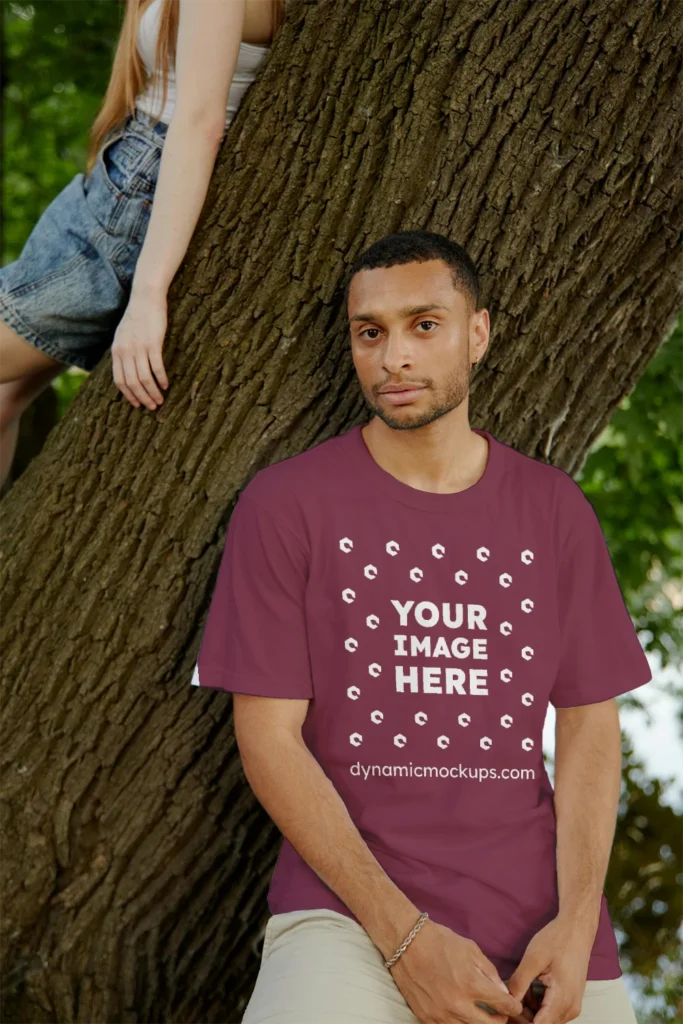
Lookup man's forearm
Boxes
[553,700,622,938]
[239,730,423,961]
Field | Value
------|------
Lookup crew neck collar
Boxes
[348,422,500,512]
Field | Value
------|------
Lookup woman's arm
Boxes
[113,0,248,410]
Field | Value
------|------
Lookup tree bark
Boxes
[1,0,681,1021]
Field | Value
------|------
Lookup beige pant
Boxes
[241,908,638,1024]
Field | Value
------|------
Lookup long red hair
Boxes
[87,0,286,171]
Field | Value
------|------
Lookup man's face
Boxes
[347,259,489,431]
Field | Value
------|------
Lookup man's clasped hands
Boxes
[391,914,593,1024]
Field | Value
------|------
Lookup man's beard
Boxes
[362,363,470,431]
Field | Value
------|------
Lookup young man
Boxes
[192,230,652,1024]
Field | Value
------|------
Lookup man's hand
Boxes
[391,919,525,1023]
[112,287,169,410]
[505,915,594,1024]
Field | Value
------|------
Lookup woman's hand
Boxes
[112,284,169,409]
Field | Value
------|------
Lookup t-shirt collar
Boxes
[349,422,501,512]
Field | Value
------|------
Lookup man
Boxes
[192,229,651,1024]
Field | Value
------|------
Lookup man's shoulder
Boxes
[494,433,592,539]
[238,428,352,514]
[495,432,584,494]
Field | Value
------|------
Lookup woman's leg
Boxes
[0,320,70,382]
[0,321,71,488]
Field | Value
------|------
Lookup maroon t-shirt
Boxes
[192,423,652,980]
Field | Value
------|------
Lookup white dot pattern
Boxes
[340,534,538,754]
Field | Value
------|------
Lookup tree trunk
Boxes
[1,0,681,1020]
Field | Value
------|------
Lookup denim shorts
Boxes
[0,108,168,373]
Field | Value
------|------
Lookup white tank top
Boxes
[135,0,272,128]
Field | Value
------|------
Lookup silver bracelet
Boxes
[383,911,429,969]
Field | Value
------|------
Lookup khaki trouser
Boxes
[241,908,638,1024]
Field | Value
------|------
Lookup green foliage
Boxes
[3,0,122,263]
[49,366,89,418]
[572,312,683,1024]
[609,733,682,984]
[577,313,683,678]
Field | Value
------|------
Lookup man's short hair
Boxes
[343,229,481,316]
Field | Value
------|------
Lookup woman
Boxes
[0,0,286,487]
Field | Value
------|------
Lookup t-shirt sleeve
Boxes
[549,483,652,709]
[191,490,314,699]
